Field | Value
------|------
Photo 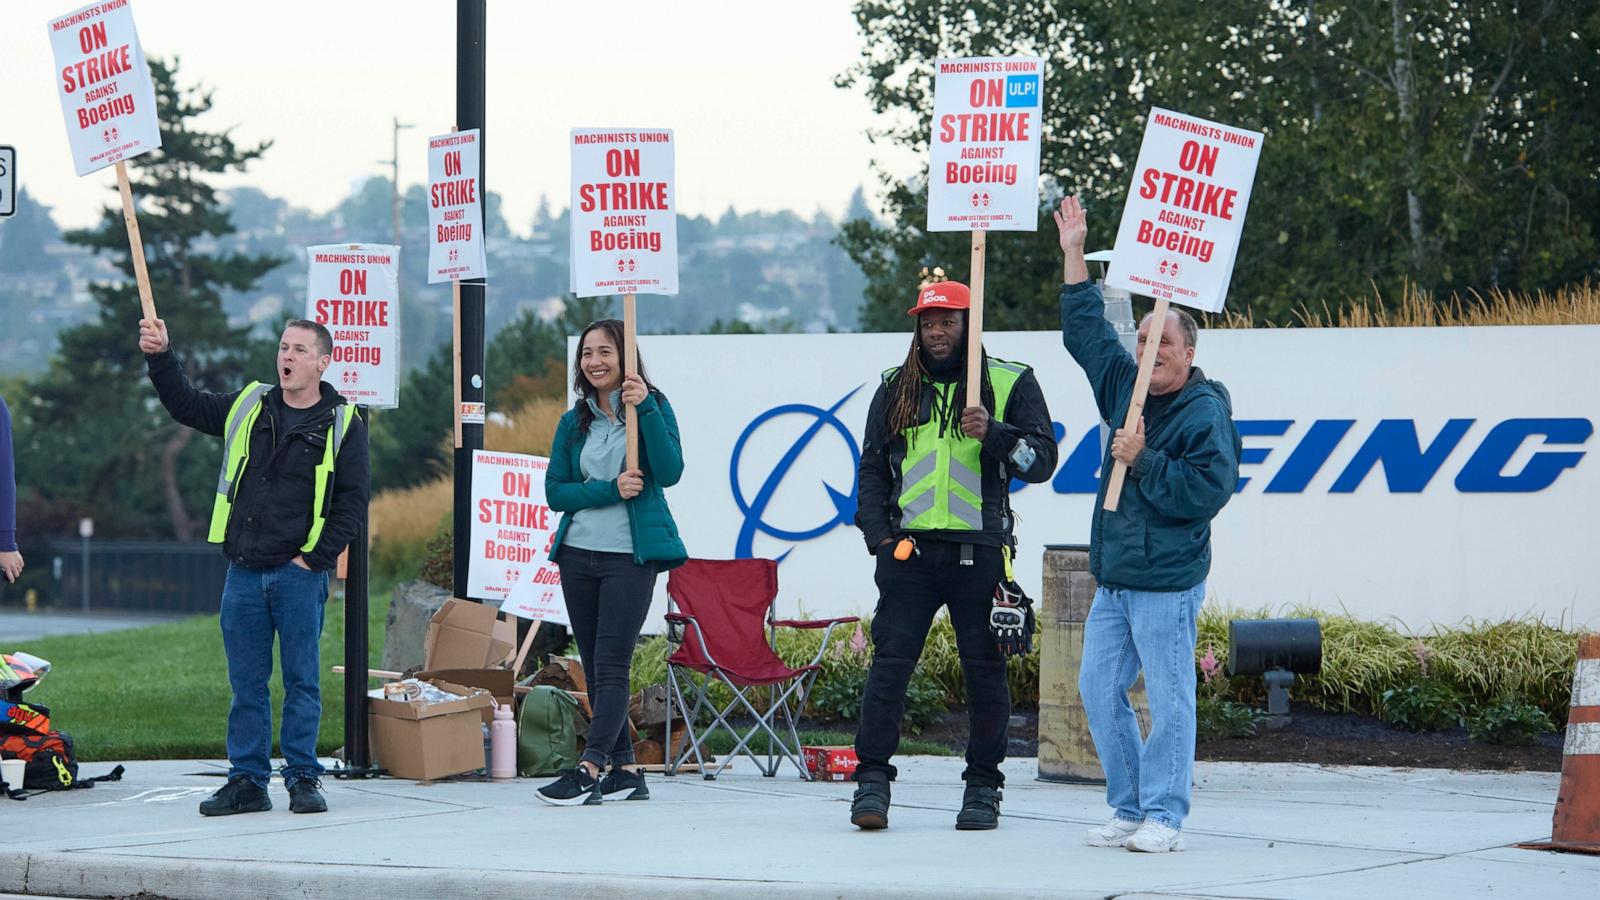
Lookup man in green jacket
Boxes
[1055,195,1241,853]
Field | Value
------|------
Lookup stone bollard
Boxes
[379,579,452,672]
[1037,544,1150,783]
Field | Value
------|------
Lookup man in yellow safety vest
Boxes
[850,279,1057,832]
[140,316,368,817]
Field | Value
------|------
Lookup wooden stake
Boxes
[1102,296,1169,512]
[511,620,543,676]
[624,293,640,470]
[115,161,157,321]
[965,229,986,408]
[452,279,463,448]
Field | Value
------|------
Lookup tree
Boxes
[837,0,1600,326]
[0,188,63,273]
[17,58,283,540]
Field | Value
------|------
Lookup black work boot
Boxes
[288,776,328,814]
[198,775,272,817]
[850,780,891,830]
[955,784,1002,830]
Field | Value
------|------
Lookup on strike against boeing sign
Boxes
[426,129,487,283]
[569,128,679,297]
[1106,108,1264,313]
[926,56,1045,232]
[47,0,162,176]
[306,244,400,409]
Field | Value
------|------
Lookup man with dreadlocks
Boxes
[849,276,1057,832]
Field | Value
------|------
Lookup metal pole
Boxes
[79,534,89,613]
[341,406,373,774]
[452,0,487,601]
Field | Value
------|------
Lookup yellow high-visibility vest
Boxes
[207,382,355,552]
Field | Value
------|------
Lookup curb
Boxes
[0,851,1089,900]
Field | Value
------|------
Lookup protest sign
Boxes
[926,56,1045,405]
[468,451,569,626]
[306,244,400,409]
[1099,107,1264,511]
[569,128,678,298]
[571,128,678,468]
[47,0,163,320]
[926,56,1044,233]
[426,129,487,284]
[1104,107,1263,314]
[47,0,162,177]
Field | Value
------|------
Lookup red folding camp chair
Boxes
[664,558,858,780]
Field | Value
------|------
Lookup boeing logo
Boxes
[729,387,862,561]
[729,393,1592,557]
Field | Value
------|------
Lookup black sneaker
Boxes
[536,766,602,807]
[198,775,272,817]
[288,777,328,814]
[600,766,650,800]
[955,784,1002,830]
[850,781,890,830]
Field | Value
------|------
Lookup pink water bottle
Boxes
[490,702,517,779]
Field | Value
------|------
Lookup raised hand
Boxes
[1054,195,1088,252]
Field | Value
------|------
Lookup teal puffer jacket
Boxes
[546,390,688,570]
[1060,281,1241,592]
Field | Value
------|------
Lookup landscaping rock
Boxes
[380,579,452,672]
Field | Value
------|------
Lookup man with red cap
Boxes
[849,276,1057,831]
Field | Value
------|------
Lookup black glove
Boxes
[990,578,1035,657]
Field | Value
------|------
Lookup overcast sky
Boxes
[3,0,918,233]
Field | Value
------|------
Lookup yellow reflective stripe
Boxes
[301,406,354,553]
[209,383,269,543]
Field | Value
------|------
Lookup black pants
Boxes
[854,540,1009,788]
[555,546,657,769]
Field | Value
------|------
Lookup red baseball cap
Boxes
[908,280,971,316]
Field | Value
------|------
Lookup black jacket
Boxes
[855,357,1057,552]
[146,350,370,572]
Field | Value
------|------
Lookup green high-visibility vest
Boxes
[208,382,355,552]
[889,359,1026,532]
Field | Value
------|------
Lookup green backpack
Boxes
[517,686,581,777]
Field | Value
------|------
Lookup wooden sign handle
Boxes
[624,293,640,471]
[115,161,157,321]
[965,229,986,408]
[452,279,463,448]
[1103,296,1169,511]
[511,620,543,676]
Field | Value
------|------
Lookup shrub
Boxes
[1195,644,1264,740]
[1381,680,1466,732]
[1467,696,1556,745]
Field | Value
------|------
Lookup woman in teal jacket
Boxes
[536,319,686,808]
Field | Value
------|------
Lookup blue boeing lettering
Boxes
[1455,418,1592,492]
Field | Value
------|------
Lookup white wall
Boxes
[572,325,1599,631]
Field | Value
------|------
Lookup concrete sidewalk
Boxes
[1,610,189,642]
[0,757,1590,899]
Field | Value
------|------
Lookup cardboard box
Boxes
[416,667,515,726]
[802,745,859,782]
[369,680,493,781]
[423,598,516,670]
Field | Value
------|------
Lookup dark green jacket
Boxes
[1060,281,1241,591]
[546,390,687,570]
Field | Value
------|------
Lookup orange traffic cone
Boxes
[1521,634,1600,854]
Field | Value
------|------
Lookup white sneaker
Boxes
[1084,816,1143,847]
[1126,820,1185,852]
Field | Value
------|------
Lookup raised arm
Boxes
[140,318,236,437]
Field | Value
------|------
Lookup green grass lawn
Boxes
[19,578,394,762]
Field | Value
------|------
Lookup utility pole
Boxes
[379,116,413,249]
[453,0,487,599]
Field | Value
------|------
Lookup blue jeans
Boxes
[220,560,328,787]
[1078,581,1205,830]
